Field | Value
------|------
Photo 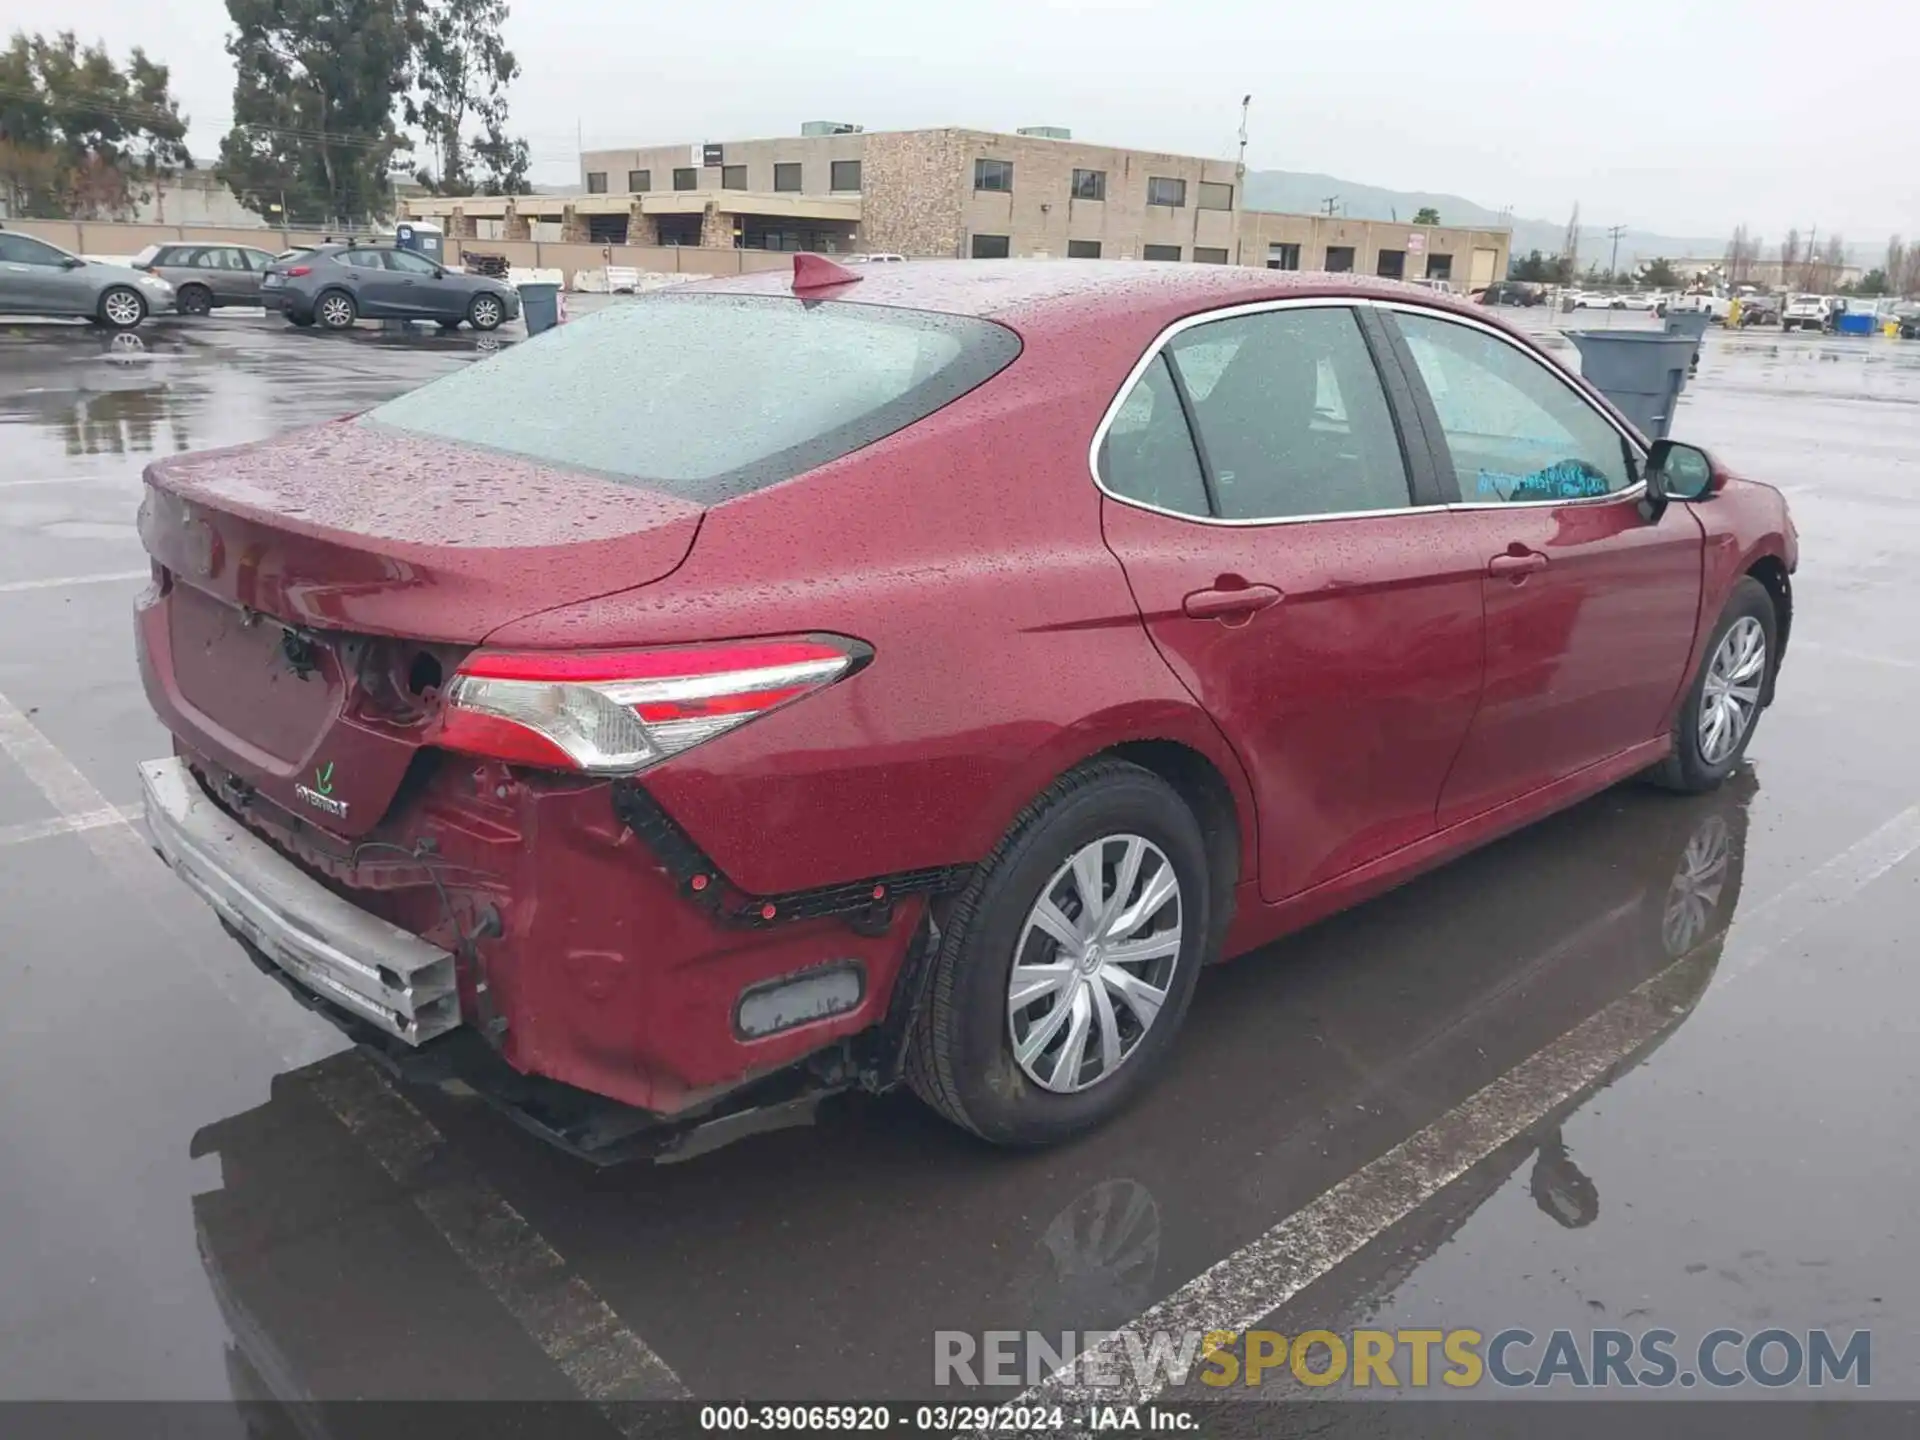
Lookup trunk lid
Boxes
[137,420,703,836]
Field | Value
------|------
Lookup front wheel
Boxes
[1647,577,1777,793]
[98,286,147,330]
[906,759,1211,1146]
[315,290,357,330]
[467,293,504,331]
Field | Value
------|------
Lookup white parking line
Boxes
[1020,800,1920,1409]
[0,685,685,1418]
[0,804,142,849]
[1798,641,1920,673]
[0,687,325,1062]
[0,569,150,596]
[309,1056,689,1422]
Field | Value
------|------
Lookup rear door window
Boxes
[1165,306,1412,521]
[1097,354,1209,516]
[367,294,1022,502]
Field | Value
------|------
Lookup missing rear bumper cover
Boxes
[611,781,972,931]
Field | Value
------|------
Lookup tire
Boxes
[177,284,213,317]
[315,290,357,330]
[1647,577,1777,794]
[97,286,147,330]
[906,759,1212,1146]
[467,293,504,331]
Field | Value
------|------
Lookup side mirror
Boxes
[63,256,86,269]
[1644,440,1717,520]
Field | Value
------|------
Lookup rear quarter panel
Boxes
[485,313,1262,897]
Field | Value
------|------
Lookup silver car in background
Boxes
[0,226,176,329]
[130,242,280,315]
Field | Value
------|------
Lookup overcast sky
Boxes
[35,0,1920,241]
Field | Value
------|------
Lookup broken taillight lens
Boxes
[434,636,869,775]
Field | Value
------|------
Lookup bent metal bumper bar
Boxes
[139,757,462,1044]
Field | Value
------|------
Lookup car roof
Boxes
[678,259,1487,332]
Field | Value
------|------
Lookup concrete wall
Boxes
[3,218,343,256]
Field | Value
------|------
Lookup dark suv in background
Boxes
[264,243,520,331]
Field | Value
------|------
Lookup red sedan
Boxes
[136,259,1796,1154]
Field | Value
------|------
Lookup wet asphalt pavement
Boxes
[1,306,1918,1431]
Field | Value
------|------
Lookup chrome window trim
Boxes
[1089,295,1647,529]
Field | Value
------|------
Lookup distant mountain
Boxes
[1244,169,1751,269]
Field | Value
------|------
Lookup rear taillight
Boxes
[285,265,311,277]
[434,636,869,774]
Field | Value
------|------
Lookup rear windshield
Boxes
[366,293,1022,502]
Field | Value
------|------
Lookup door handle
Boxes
[1183,582,1283,620]
[1488,551,1549,580]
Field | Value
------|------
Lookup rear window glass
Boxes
[366,294,1022,502]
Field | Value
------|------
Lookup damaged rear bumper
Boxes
[140,756,462,1044]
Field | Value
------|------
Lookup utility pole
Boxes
[1234,95,1251,265]
[1607,223,1627,282]
[1321,194,1340,217]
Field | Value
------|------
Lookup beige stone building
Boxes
[403,124,1509,286]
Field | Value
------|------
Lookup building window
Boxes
[1071,169,1106,201]
[830,159,861,192]
[1068,239,1102,259]
[774,162,802,192]
[1376,249,1406,279]
[1143,243,1182,261]
[971,233,1011,259]
[655,214,702,246]
[586,171,608,194]
[1325,245,1355,272]
[722,165,748,190]
[1197,181,1234,211]
[628,169,651,192]
[974,158,1013,193]
[1267,242,1301,270]
[1147,177,1186,207]
[1426,253,1453,280]
[1194,246,1230,264]
[673,167,697,191]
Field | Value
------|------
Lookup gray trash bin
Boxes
[1567,331,1696,440]
[517,282,561,336]
[1663,309,1712,375]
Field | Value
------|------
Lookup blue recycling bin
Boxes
[1568,331,1696,440]
[517,282,561,336]
[1836,311,1875,336]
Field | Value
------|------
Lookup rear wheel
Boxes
[315,290,357,330]
[1647,578,1776,794]
[98,286,147,330]
[906,759,1211,1146]
[467,293,504,331]
[177,284,213,317]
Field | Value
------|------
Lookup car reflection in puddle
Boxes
[187,772,1755,1413]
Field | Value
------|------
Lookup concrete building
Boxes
[401,124,1510,286]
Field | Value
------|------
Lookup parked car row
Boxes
[0,224,519,333]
